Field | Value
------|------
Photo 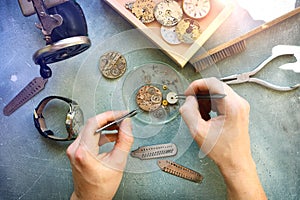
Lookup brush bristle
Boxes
[192,40,246,72]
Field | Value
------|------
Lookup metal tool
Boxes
[95,109,138,133]
[220,45,300,91]
[175,94,226,100]
[131,143,177,160]
[157,160,203,183]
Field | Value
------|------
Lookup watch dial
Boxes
[183,0,211,19]
[67,105,84,137]
[161,26,182,45]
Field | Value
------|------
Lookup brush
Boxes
[190,7,300,72]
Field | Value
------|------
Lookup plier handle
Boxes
[220,45,300,92]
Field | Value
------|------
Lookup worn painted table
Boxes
[0,0,299,199]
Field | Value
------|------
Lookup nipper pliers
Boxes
[220,45,300,92]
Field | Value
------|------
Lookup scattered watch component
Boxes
[125,1,135,10]
[175,18,201,43]
[150,106,167,119]
[3,77,48,116]
[154,0,183,26]
[131,0,156,23]
[162,99,168,106]
[161,26,182,45]
[99,51,127,79]
[33,96,84,141]
[166,92,178,104]
[183,0,211,19]
[131,143,177,160]
[136,85,163,112]
[157,160,204,183]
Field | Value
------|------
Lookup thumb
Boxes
[97,118,133,171]
[179,96,209,145]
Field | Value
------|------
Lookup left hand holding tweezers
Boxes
[95,109,138,133]
[220,45,300,92]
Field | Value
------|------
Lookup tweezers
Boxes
[176,94,226,99]
[95,109,138,133]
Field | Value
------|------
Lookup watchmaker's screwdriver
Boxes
[175,94,226,100]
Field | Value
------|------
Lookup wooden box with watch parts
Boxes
[104,0,234,67]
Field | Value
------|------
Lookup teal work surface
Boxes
[0,0,299,199]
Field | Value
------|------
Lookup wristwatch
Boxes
[33,96,84,141]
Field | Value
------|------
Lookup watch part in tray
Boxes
[154,0,183,26]
[183,0,211,19]
[161,26,182,45]
[99,51,127,79]
[175,18,201,43]
[136,85,163,112]
[131,0,156,23]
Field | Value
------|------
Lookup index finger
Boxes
[185,78,227,115]
[184,77,227,96]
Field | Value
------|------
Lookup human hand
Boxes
[66,111,134,200]
[179,78,266,199]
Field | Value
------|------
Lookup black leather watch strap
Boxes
[33,96,78,141]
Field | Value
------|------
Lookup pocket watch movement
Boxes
[99,51,127,79]
[136,85,163,112]
[175,18,201,43]
[131,0,156,23]
[154,0,183,26]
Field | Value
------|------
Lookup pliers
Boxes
[220,45,300,92]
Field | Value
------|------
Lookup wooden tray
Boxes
[104,0,234,67]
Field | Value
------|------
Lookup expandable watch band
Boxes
[131,143,177,160]
[157,160,203,183]
[33,95,80,141]
[3,77,48,116]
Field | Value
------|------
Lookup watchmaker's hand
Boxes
[67,111,133,200]
[180,78,267,200]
